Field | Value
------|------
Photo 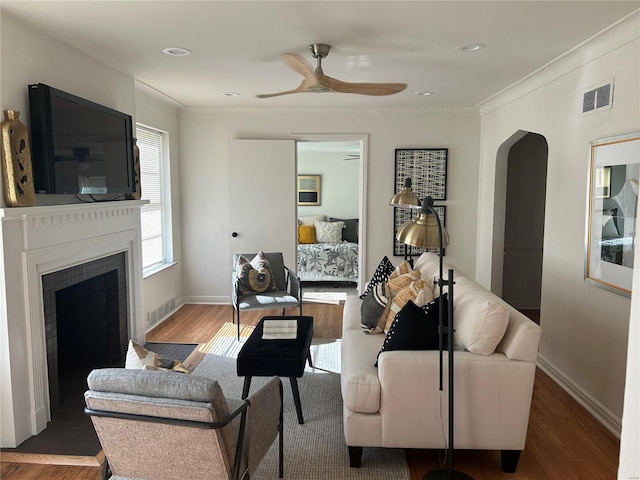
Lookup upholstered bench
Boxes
[237,315,314,424]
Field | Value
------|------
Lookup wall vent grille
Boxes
[582,79,614,115]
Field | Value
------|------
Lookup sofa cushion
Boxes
[360,282,390,334]
[384,279,434,332]
[359,256,395,299]
[341,329,384,414]
[453,281,510,355]
[376,300,439,367]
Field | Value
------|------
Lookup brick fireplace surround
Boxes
[0,201,146,448]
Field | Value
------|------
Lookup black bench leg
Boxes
[241,377,252,399]
[501,450,522,473]
[348,446,363,467]
[307,351,314,369]
[289,377,304,424]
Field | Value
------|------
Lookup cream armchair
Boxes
[85,368,283,480]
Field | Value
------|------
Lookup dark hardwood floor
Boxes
[0,303,619,479]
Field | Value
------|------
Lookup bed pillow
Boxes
[314,220,344,243]
[330,217,359,243]
[360,256,395,299]
[298,225,317,244]
[299,215,326,226]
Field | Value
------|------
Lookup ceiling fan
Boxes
[256,43,407,98]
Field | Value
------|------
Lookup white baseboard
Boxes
[537,354,621,438]
[181,295,230,305]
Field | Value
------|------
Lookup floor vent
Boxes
[582,79,614,115]
[146,298,176,329]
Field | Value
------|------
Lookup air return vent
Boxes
[582,79,614,115]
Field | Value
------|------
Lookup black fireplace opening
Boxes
[43,253,128,420]
[56,269,121,406]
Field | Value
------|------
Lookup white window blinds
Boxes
[136,125,166,269]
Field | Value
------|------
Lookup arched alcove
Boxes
[492,131,548,320]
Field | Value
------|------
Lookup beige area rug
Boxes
[191,352,409,479]
[302,290,348,304]
[185,322,341,374]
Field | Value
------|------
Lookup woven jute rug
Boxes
[192,351,410,479]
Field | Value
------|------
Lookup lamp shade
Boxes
[389,177,421,208]
[396,201,449,249]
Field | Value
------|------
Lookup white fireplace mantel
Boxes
[0,200,147,447]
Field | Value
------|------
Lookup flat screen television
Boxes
[28,83,134,195]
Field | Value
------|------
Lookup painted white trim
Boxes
[291,133,369,296]
[183,296,230,305]
[537,354,622,438]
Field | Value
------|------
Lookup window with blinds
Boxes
[136,125,169,271]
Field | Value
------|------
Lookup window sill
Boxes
[143,261,177,279]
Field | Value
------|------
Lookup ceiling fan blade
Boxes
[256,79,311,98]
[321,75,407,96]
[256,88,305,98]
[283,53,315,80]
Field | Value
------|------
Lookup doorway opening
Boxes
[294,135,367,301]
[495,131,548,324]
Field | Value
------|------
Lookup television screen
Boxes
[29,83,134,195]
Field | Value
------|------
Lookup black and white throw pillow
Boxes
[375,300,439,367]
[359,256,395,299]
[360,282,389,334]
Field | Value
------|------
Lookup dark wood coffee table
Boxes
[236,315,314,424]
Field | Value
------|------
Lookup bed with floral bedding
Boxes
[296,215,359,283]
[297,241,359,283]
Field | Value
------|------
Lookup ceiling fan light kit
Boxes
[256,43,407,98]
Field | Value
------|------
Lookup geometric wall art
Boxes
[393,148,448,256]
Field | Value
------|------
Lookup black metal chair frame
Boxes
[85,381,284,480]
[233,255,303,341]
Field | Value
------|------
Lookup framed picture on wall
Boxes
[393,148,448,256]
[394,206,446,257]
[585,132,639,297]
[298,175,321,206]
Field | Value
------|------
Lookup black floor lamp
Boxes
[396,196,474,480]
[389,177,421,267]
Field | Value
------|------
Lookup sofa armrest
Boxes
[497,307,541,362]
[377,350,537,449]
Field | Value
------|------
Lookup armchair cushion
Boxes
[236,251,277,295]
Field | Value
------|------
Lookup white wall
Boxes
[178,108,480,303]
[297,150,359,219]
[134,85,184,330]
[0,14,184,445]
[477,13,640,434]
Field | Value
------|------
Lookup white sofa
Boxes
[340,253,541,472]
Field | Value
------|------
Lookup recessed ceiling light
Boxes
[224,92,240,97]
[457,42,486,52]
[415,91,434,96]
[162,47,192,56]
